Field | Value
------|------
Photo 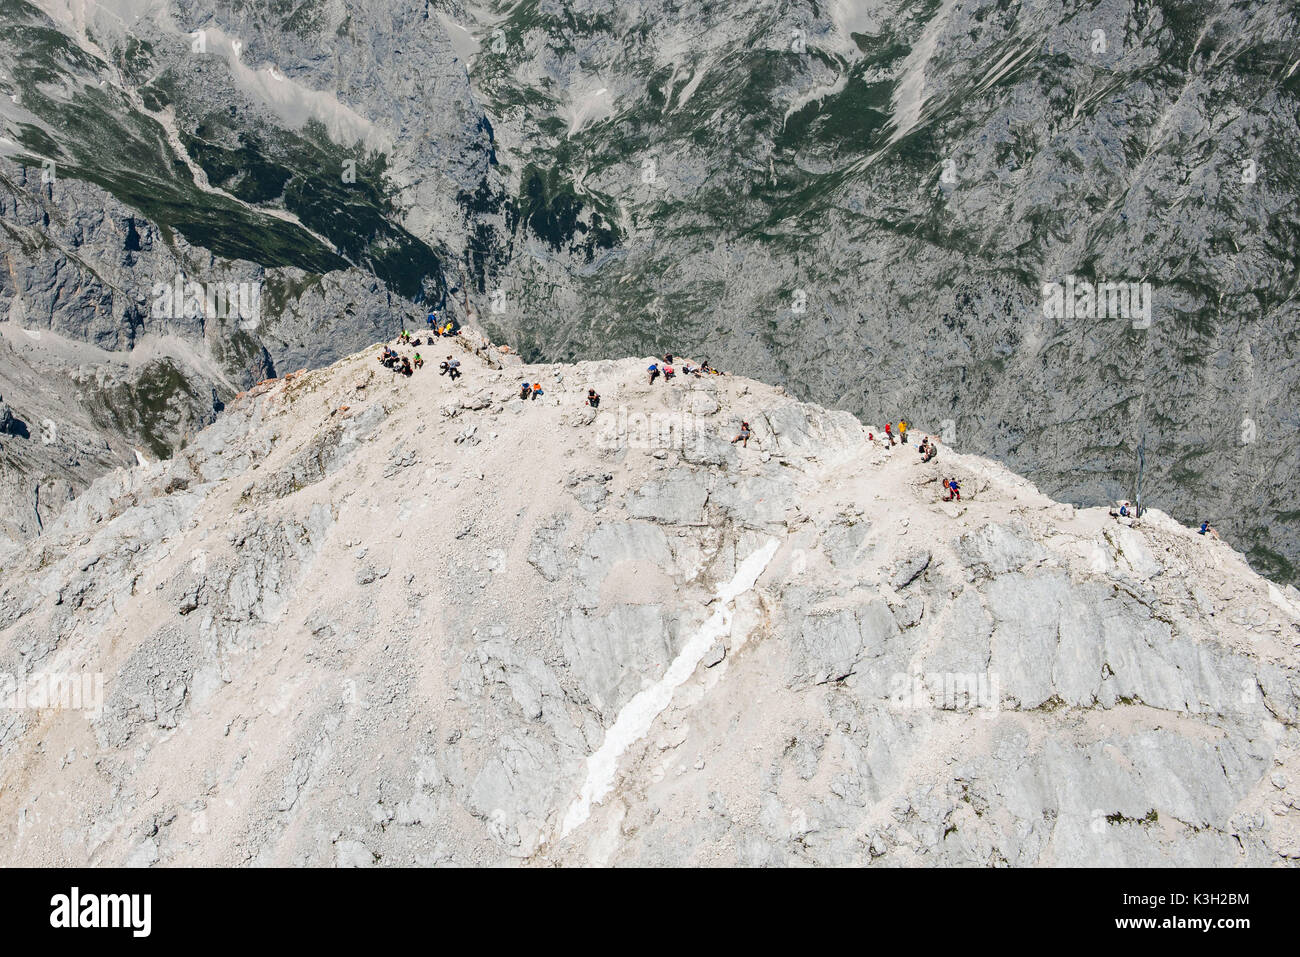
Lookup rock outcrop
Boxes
[1,338,1297,866]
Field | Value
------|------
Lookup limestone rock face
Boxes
[0,344,1296,867]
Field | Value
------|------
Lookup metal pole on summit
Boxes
[1135,434,1146,519]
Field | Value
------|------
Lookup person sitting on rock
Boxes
[731,421,752,447]
[586,389,600,408]
[530,382,544,400]
[399,356,413,377]
[413,353,424,370]
[520,381,533,400]
[663,364,676,382]
[648,363,660,385]
[1198,521,1220,539]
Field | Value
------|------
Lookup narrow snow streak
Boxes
[560,538,780,838]
[885,0,957,145]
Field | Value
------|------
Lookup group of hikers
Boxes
[868,420,938,462]
[865,420,961,505]
[378,345,418,377]
[374,312,466,376]
[425,312,459,338]
[381,327,974,505]
[378,328,460,380]
[647,352,721,384]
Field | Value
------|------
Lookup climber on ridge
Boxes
[586,389,600,408]
[1198,521,1220,539]
[648,362,661,385]
[942,477,961,502]
[731,420,753,447]
[520,381,532,400]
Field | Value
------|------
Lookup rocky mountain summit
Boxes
[2,0,1299,585]
[1,333,1297,866]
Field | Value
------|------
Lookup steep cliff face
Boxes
[0,335,1296,866]
[2,0,1299,581]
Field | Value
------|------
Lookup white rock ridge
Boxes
[0,335,1296,867]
